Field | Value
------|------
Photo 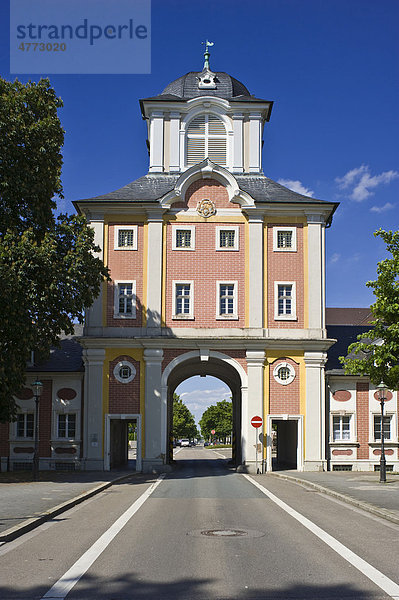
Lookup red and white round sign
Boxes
[251,416,263,428]
[211,429,215,435]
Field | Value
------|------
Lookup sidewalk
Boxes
[269,470,399,525]
[0,469,137,542]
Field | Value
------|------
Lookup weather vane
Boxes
[202,40,214,70]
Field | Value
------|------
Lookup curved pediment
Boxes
[160,159,255,209]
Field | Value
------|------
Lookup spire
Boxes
[202,40,214,70]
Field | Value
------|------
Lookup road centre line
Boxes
[244,474,399,600]
[41,474,165,600]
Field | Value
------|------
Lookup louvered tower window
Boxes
[186,114,227,166]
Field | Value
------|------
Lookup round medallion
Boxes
[197,198,216,218]
[273,362,295,385]
[113,361,136,384]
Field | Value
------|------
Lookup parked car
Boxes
[204,441,209,447]
[180,439,190,447]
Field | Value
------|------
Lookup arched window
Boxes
[186,114,227,166]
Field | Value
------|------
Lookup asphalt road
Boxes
[1,446,399,599]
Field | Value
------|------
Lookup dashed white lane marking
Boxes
[41,474,165,600]
[244,474,399,600]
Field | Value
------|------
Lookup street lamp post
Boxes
[32,379,43,481]
[376,382,387,484]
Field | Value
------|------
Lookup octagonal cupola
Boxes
[140,43,273,175]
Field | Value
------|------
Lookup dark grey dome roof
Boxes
[161,71,251,99]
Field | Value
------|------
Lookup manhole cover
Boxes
[202,529,247,537]
[188,528,265,539]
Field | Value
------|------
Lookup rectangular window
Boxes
[274,281,297,320]
[273,227,297,252]
[176,284,190,314]
[216,226,239,251]
[114,281,136,319]
[17,413,34,438]
[332,415,351,441]
[173,281,194,319]
[176,230,191,247]
[374,415,391,441]
[58,413,76,439]
[114,225,138,250]
[172,226,195,250]
[217,281,238,319]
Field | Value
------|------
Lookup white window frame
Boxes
[113,360,137,384]
[172,225,196,250]
[216,281,238,319]
[172,280,194,319]
[273,362,296,385]
[372,413,394,442]
[114,280,137,319]
[215,226,239,251]
[330,413,353,442]
[273,227,297,252]
[57,412,77,440]
[16,412,34,439]
[274,281,297,320]
[114,225,138,250]
[185,113,227,167]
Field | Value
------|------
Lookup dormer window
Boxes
[186,114,227,167]
[197,68,217,89]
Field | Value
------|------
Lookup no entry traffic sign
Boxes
[251,415,262,428]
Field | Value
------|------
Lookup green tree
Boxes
[199,399,232,442]
[340,229,399,388]
[0,78,109,422]
[173,393,198,439]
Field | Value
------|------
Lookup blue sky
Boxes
[1,0,398,424]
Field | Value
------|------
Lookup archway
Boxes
[162,351,247,468]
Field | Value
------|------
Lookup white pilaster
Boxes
[143,349,164,472]
[85,220,104,330]
[169,111,181,173]
[242,350,265,472]
[146,210,164,332]
[248,112,262,173]
[232,113,244,173]
[149,111,164,173]
[82,348,105,470]
[306,214,325,329]
[304,351,327,471]
[247,215,264,329]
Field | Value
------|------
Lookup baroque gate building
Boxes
[75,52,339,473]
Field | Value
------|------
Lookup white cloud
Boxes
[335,165,399,202]
[277,179,315,197]
[330,252,341,264]
[177,385,231,425]
[370,202,396,213]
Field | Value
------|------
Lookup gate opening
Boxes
[164,355,243,468]
[105,414,141,471]
[272,419,298,470]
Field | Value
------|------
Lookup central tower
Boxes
[140,45,273,175]
[75,46,338,473]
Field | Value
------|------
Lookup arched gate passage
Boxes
[161,351,247,467]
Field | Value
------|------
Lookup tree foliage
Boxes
[340,229,399,388]
[172,393,198,440]
[0,77,109,422]
[199,399,232,442]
